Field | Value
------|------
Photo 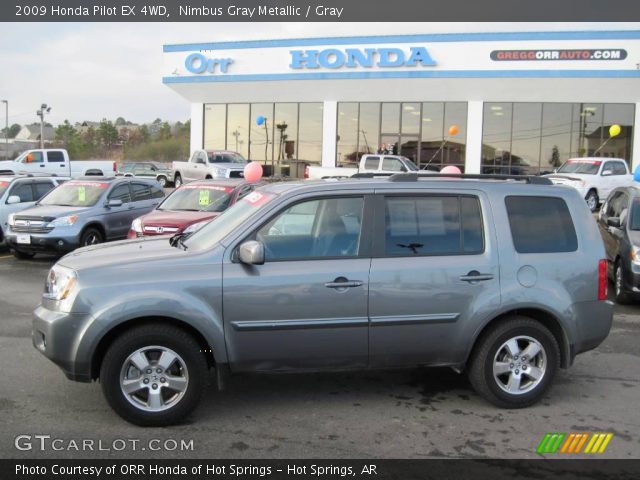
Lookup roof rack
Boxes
[351,172,553,185]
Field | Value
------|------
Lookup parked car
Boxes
[304,154,419,180]
[544,157,633,212]
[127,179,264,239]
[5,177,164,258]
[33,173,612,426]
[597,185,640,303]
[0,174,69,245]
[172,150,248,187]
[0,149,117,178]
[117,162,173,188]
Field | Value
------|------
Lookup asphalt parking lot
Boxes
[0,247,639,459]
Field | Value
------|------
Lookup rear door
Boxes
[130,181,163,217]
[368,190,500,367]
[44,150,69,175]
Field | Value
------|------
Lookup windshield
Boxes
[158,185,235,212]
[207,152,246,164]
[0,180,10,197]
[184,190,275,251]
[402,157,419,171]
[39,181,108,207]
[557,160,601,175]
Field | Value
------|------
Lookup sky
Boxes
[0,22,638,127]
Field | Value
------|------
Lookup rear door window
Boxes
[505,196,577,253]
[109,184,132,203]
[131,182,152,201]
[46,151,65,163]
[363,157,380,170]
[34,181,55,200]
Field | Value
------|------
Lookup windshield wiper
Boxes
[169,232,189,250]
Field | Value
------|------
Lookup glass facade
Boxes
[337,102,468,170]
[482,102,635,175]
[204,103,323,177]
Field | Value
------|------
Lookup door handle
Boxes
[40,164,45,167]
[325,277,364,289]
[459,271,494,282]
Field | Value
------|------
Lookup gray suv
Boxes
[6,177,164,258]
[32,174,613,426]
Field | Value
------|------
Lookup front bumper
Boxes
[32,304,95,382]
[6,231,80,253]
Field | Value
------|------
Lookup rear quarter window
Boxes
[505,196,578,253]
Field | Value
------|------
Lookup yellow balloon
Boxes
[609,124,621,137]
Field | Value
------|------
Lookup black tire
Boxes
[173,174,183,188]
[100,324,208,426]
[614,259,632,304]
[80,227,104,247]
[585,189,599,212]
[468,316,560,408]
[12,249,35,259]
[156,176,167,188]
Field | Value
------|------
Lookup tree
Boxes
[1,123,21,139]
[98,119,119,150]
[55,120,78,144]
[138,124,150,143]
[158,121,172,140]
[549,145,561,168]
[115,117,127,126]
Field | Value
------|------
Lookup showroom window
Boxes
[482,103,635,175]
[203,103,323,177]
[337,102,467,170]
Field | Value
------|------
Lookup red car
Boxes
[127,179,263,238]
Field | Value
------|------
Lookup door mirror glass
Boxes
[238,240,265,265]
[607,217,621,228]
[7,195,21,205]
[107,198,123,208]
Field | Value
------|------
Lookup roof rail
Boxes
[352,172,552,185]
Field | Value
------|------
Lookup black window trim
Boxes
[107,181,132,204]
[372,193,486,258]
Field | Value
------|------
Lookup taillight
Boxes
[304,165,309,179]
[113,162,117,172]
[598,259,607,301]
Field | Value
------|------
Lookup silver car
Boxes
[32,174,613,425]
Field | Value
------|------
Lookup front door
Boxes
[368,192,500,367]
[103,182,133,239]
[222,195,372,371]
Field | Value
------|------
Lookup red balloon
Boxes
[440,165,462,174]
[244,162,263,183]
[448,125,459,136]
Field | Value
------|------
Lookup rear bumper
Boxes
[573,300,614,355]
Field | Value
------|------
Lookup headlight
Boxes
[131,217,143,233]
[632,247,640,266]
[183,220,210,235]
[44,265,77,301]
[46,215,78,227]
[8,213,15,226]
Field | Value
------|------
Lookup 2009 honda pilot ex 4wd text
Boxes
[33,173,613,426]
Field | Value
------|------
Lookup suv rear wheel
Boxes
[468,316,559,408]
[614,259,631,304]
[100,324,208,426]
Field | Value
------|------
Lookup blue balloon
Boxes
[634,165,640,182]
[256,115,265,126]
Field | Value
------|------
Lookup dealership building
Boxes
[163,29,640,177]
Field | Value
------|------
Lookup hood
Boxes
[14,204,91,220]
[543,173,589,184]
[142,210,220,228]
[58,236,186,271]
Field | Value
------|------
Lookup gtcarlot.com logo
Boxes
[537,432,613,454]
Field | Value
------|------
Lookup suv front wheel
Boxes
[468,316,560,408]
[100,324,208,426]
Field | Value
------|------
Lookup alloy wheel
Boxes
[492,335,547,395]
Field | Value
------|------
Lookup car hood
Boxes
[58,236,186,271]
[142,210,221,228]
[0,160,19,169]
[14,204,91,220]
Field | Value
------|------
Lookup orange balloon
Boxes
[448,125,459,136]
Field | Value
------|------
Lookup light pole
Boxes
[36,103,51,149]
[1,100,7,159]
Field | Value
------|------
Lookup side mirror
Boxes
[607,217,621,228]
[602,170,613,176]
[238,240,265,265]
[106,199,123,208]
[7,195,21,205]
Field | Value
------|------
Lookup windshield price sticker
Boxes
[78,186,86,202]
[568,160,601,165]
[198,189,210,206]
[182,185,232,192]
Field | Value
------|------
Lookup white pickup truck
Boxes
[0,149,116,178]
[544,157,634,211]
[305,154,419,179]
[172,150,248,187]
